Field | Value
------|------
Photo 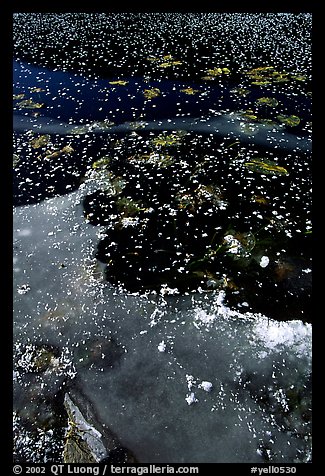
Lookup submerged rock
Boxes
[15,343,61,374]
[74,336,127,371]
[63,391,137,463]
[63,393,107,463]
[13,409,66,463]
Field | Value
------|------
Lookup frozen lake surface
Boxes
[13,186,311,463]
[13,12,312,464]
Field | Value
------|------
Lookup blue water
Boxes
[13,60,311,127]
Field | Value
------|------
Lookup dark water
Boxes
[13,12,312,464]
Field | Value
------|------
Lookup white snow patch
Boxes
[259,255,269,268]
[192,291,311,361]
[186,374,195,391]
[193,290,248,326]
[199,381,213,392]
[185,392,198,405]
[121,217,140,228]
[194,308,217,326]
[253,318,312,357]
[159,284,180,296]
[158,341,166,352]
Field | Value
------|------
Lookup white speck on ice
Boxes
[186,374,195,391]
[159,284,180,296]
[199,381,213,392]
[121,217,140,228]
[158,341,166,352]
[185,392,198,405]
[17,284,31,295]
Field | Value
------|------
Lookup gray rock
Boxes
[63,393,108,463]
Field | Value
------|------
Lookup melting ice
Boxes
[13,186,311,463]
